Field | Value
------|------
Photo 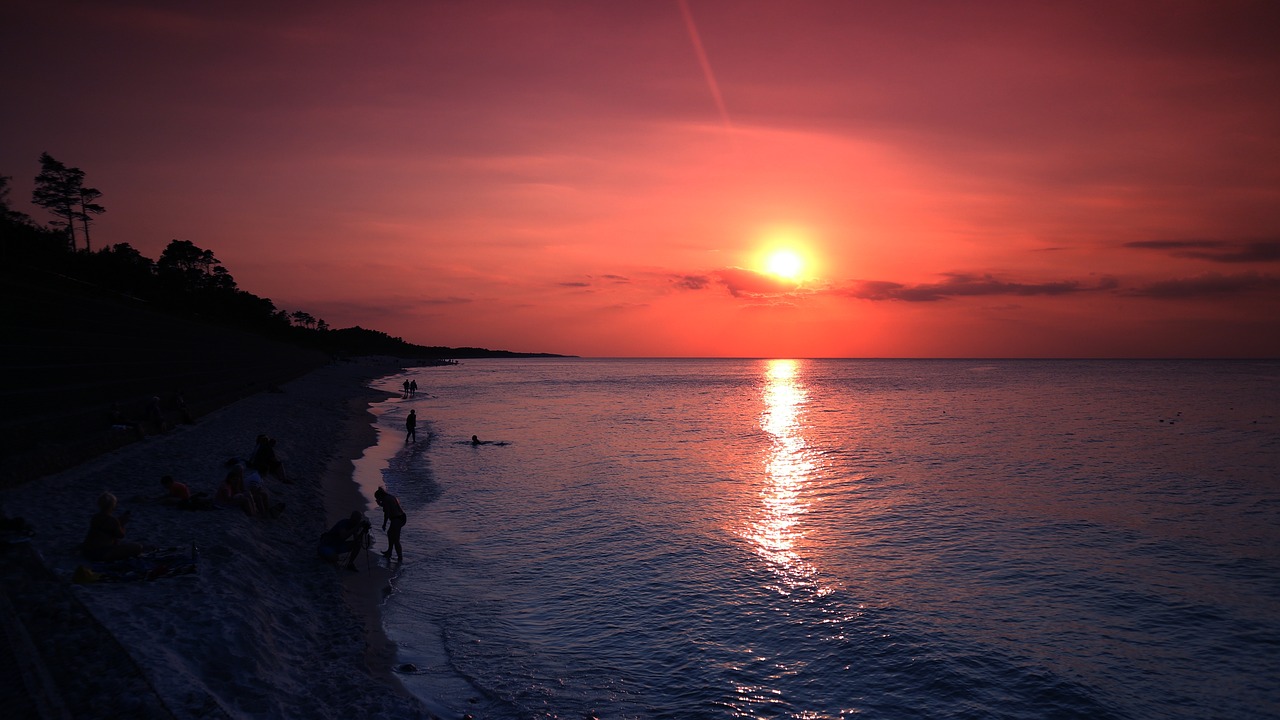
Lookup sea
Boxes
[350,358,1280,720]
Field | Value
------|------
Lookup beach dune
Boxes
[1,357,432,719]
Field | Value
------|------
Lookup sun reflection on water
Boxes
[748,359,820,590]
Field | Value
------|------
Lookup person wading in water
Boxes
[375,487,407,562]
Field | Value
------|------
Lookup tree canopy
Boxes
[4,153,563,359]
[31,152,104,251]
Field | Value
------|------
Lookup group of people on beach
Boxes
[80,433,294,563]
[82,372,426,576]
[216,435,290,518]
[108,391,194,440]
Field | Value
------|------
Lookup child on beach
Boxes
[81,491,145,561]
[159,475,213,511]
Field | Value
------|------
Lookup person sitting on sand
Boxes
[236,460,284,518]
[82,491,145,562]
[374,487,406,562]
[216,466,255,515]
[250,434,291,484]
[317,511,369,571]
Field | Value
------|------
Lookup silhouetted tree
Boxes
[0,175,17,220]
[95,243,156,296]
[2,173,60,264]
[216,288,289,331]
[77,185,105,252]
[31,153,86,250]
[290,310,317,329]
[157,239,237,291]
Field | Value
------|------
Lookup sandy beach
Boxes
[1,357,437,719]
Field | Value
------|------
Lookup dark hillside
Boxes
[1,269,330,486]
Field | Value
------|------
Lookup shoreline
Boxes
[0,357,436,719]
[323,383,409,699]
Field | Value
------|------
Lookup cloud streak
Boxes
[842,273,1118,302]
[1125,238,1280,263]
[1125,272,1280,299]
[672,267,803,298]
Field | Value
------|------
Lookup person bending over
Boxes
[317,511,369,571]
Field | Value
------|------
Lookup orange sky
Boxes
[3,1,1278,357]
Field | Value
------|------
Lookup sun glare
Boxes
[765,249,804,281]
[755,226,817,283]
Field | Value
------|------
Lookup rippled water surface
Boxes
[353,359,1280,719]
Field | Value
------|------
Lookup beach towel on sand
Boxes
[76,546,199,583]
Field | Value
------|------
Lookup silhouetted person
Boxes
[216,467,254,515]
[82,492,144,561]
[471,435,481,446]
[251,434,290,483]
[406,409,417,442]
[147,395,166,433]
[403,380,411,397]
[409,379,418,397]
[176,391,194,424]
[317,511,368,571]
[374,487,406,562]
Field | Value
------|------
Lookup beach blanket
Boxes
[75,545,199,583]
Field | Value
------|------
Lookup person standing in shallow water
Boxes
[375,487,406,562]
[405,409,417,443]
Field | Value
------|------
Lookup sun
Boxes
[764,248,804,281]
[752,225,819,283]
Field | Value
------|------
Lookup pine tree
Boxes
[77,185,105,252]
[31,153,84,250]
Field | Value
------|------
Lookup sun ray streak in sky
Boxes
[678,0,732,131]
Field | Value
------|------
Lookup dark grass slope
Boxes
[1,269,330,488]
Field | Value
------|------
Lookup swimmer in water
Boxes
[471,435,481,446]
